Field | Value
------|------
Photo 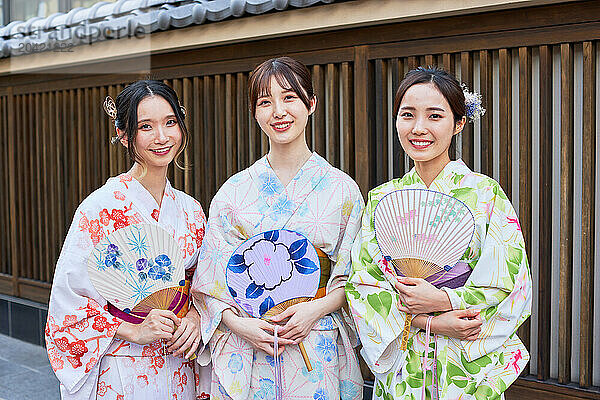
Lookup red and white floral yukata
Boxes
[46,173,211,400]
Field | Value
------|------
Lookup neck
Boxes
[129,163,168,207]
[267,136,312,187]
[414,155,451,187]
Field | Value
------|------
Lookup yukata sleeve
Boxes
[45,206,122,398]
[345,191,407,375]
[328,186,366,292]
[441,184,532,361]
[190,191,237,347]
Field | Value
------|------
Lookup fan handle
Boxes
[400,314,412,351]
[298,343,312,371]
[263,297,314,371]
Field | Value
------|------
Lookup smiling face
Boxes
[396,82,465,172]
[119,95,182,171]
[254,76,316,147]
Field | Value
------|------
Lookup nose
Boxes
[412,117,428,135]
[155,126,168,143]
[272,99,287,118]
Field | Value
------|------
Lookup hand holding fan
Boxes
[226,229,321,371]
[374,189,475,350]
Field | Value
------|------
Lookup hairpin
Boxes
[462,84,486,122]
[179,104,186,118]
[103,96,117,120]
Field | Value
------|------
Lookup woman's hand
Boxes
[270,300,325,343]
[395,277,452,314]
[430,309,482,340]
[116,309,180,345]
[166,306,202,359]
[222,309,294,356]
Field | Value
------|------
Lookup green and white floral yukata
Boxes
[346,160,532,400]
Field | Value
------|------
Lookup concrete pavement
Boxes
[0,334,60,400]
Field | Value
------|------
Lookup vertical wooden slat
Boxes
[214,75,226,189]
[392,58,406,178]
[537,45,553,381]
[460,51,474,166]
[99,87,108,182]
[183,77,193,194]
[443,53,455,75]
[579,41,595,388]
[517,47,532,371]
[107,86,118,177]
[203,76,216,199]
[225,74,237,178]
[171,79,183,190]
[0,97,7,275]
[236,72,249,171]
[558,42,574,385]
[193,77,205,205]
[77,89,85,202]
[53,91,64,281]
[46,92,55,282]
[479,50,494,176]
[374,59,388,186]
[7,88,18,295]
[424,54,434,66]
[23,95,32,280]
[498,48,512,197]
[340,62,354,176]
[407,56,418,71]
[41,92,51,282]
[354,46,370,196]
[312,64,326,155]
[115,84,126,174]
[326,63,340,167]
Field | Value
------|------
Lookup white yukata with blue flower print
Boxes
[191,153,364,400]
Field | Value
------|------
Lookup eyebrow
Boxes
[137,114,176,123]
[400,106,446,112]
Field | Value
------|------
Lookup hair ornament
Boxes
[462,84,486,122]
[103,96,117,120]
[179,104,186,118]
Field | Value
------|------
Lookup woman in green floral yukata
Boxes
[346,66,532,400]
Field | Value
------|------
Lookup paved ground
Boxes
[0,334,60,400]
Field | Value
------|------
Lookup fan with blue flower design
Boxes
[87,224,188,324]
[226,229,321,370]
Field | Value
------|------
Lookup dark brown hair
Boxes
[248,56,314,117]
[114,80,188,169]
[393,66,465,158]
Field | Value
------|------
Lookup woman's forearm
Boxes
[311,287,346,318]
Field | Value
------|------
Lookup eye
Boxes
[400,111,413,118]
[257,99,270,107]
[138,123,152,130]
[166,118,178,126]
[429,113,443,120]
[284,94,297,101]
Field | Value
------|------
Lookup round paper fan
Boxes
[87,223,187,322]
[226,229,320,370]
[225,229,320,319]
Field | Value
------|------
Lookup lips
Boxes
[409,139,433,149]
[149,145,173,155]
[271,121,293,132]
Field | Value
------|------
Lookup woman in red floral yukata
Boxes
[45,80,211,400]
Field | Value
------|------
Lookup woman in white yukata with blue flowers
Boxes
[191,57,364,400]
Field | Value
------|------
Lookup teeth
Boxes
[273,122,291,129]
